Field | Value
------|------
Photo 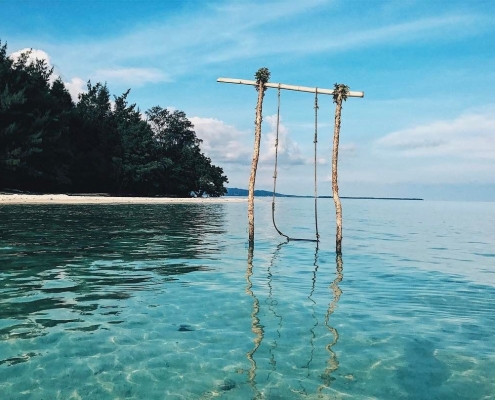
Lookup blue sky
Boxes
[2,0,495,200]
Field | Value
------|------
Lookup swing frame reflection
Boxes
[245,243,344,398]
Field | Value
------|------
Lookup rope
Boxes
[314,89,320,242]
[271,85,319,243]
[271,85,290,241]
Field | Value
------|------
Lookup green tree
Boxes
[0,38,229,196]
[192,155,228,197]
[146,106,227,197]
[27,77,74,191]
[113,90,171,195]
[69,81,120,192]
[0,41,29,188]
[0,42,71,190]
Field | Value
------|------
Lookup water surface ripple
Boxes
[0,200,494,399]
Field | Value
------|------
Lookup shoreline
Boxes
[0,194,247,205]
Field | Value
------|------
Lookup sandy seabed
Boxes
[0,194,247,205]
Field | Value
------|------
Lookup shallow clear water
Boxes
[0,199,494,399]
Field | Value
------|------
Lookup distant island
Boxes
[226,188,423,201]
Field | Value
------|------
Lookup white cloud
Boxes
[40,2,487,82]
[261,115,306,166]
[375,108,495,159]
[337,161,495,185]
[210,11,486,67]
[279,14,484,56]
[331,107,495,186]
[190,114,315,178]
[9,49,167,101]
[95,67,169,86]
[190,117,251,164]
[10,48,51,67]
[64,77,86,101]
[340,143,358,157]
[9,48,57,83]
[190,114,332,193]
[259,116,358,168]
[9,47,85,101]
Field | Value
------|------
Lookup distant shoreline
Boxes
[0,192,424,205]
[326,196,423,201]
[0,193,246,205]
[225,188,423,201]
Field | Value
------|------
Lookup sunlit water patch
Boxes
[0,200,494,399]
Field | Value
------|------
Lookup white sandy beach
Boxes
[0,194,247,205]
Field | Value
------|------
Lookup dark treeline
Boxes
[0,41,228,197]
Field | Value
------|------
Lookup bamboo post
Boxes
[248,68,270,245]
[332,84,349,255]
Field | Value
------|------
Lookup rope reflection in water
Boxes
[297,244,320,395]
[266,242,285,378]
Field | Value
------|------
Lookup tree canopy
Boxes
[0,40,228,197]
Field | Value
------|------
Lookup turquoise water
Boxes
[1,199,494,399]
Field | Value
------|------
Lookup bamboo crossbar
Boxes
[217,78,364,98]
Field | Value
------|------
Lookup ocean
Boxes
[1,198,494,399]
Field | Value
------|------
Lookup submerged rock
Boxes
[219,378,236,391]
[178,324,194,332]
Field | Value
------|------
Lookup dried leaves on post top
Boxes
[255,68,270,91]
[332,83,350,103]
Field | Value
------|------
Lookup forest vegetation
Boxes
[0,40,228,197]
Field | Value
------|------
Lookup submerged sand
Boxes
[0,194,247,205]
